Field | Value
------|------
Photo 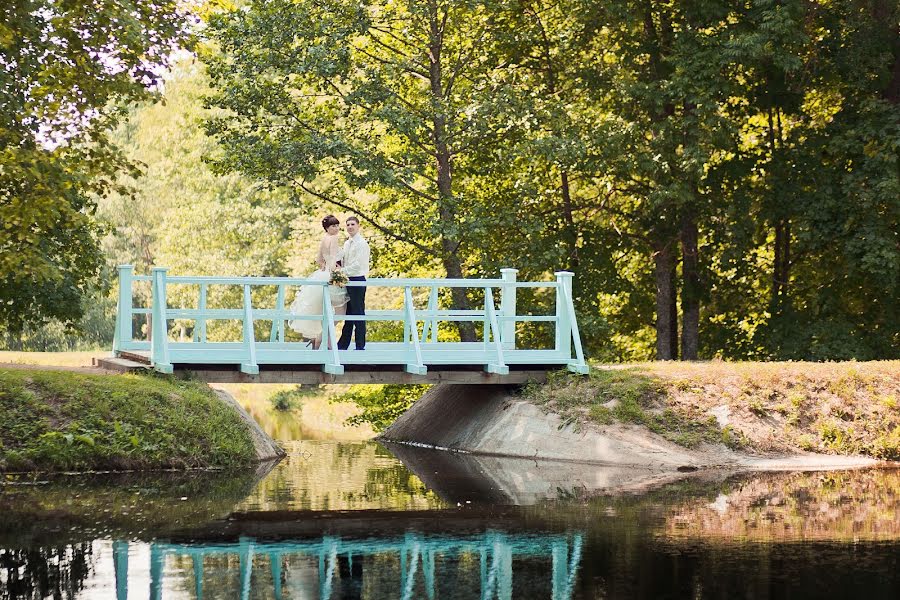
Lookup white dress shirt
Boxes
[341,234,370,277]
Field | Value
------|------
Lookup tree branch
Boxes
[294,181,440,257]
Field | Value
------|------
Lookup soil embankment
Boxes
[381,361,900,470]
[0,367,283,472]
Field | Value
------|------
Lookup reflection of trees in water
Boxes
[239,442,444,512]
[0,543,93,600]
[661,469,900,541]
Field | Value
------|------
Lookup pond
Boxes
[2,391,899,599]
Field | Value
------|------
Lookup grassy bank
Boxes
[0,368,257,472]
[526,361,900,460]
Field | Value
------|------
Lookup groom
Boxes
[338,216,370,350]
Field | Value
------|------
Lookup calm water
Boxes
[2,437,900,598]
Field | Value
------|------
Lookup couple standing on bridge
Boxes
[289,215,370,350]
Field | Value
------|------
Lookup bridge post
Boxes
[554,271,573,359]
[150,267,172,373]
[113,265,133,354]
[193,283,207,343]
[500,268,517,350]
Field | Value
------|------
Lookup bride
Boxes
[289,215,349,348]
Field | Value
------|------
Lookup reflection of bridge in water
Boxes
[114,530,583,600]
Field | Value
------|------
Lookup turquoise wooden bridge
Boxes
[106,265,588,383]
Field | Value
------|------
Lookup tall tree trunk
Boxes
[773,220,783,300]
[560,170,579,271]
[772,218,791,303]
[654,241,677,360]
[669,259,678,359]
[680,212,699,360]
[427,3,475,341]
[769,107,791,307]
[872,0,900,104]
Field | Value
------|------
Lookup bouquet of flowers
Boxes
[329,269,348,287]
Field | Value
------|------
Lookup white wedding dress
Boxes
[289,234,348,341]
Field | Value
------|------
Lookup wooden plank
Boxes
[164,368,549,385]
[96,357,151,373]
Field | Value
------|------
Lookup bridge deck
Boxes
[99,351,551,384]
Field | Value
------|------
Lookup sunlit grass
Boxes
[0,351,107,368]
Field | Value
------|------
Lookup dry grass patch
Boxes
[525,361,900,458]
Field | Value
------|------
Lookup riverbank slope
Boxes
[0,367,282,472]
[381,361,900,468]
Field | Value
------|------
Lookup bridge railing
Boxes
[112,265,588,376]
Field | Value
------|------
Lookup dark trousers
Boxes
[338,276,366,350]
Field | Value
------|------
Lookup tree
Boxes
[99,58,299,343]
[204,0,537,341]
[0,0,191,334]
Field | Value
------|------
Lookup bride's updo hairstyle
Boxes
[322,215,340,230]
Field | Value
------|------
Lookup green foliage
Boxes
[0,368,256,472]
[269,386,307,412]
[9,0,897,361]
[0,0,192,334]
[335,384,430,432]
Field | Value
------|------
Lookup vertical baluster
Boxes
[240,284,259,374]
[271,284,285,342]
[194,283,208,343]
[422,285,438,343]
[403,287,426,374]
[483,288,489,346]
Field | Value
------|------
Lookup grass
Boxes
[526,367,742,450]
[0,368,257,472]
[0,351,104,368]
[525,360,900,458]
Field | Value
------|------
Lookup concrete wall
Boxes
[379,384,702,469]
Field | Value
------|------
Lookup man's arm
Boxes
[360,240,371,275]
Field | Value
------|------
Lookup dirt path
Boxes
[0,362,118,376]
